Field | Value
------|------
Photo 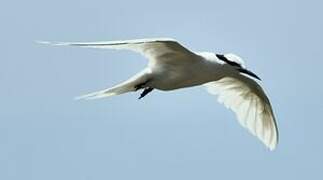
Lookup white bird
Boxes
[40,38,278,150]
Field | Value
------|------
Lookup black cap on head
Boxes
[216,54,261,80]
[216,54,242,68]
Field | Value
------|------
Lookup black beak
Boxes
[238,68,261,81]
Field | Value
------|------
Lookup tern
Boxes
[40,38,278,150]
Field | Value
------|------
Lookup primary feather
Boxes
[205,76,278,150]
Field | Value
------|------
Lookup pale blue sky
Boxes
[1,0,323,179]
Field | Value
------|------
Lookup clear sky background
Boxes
[1,0,322,179]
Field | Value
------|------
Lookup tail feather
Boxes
[75,90,118,100]
[75,83,135,100]
[75,70,151,100]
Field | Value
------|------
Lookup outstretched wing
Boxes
[205,76,278,150]
[38,38,200,65]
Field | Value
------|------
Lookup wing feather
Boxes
[205,76,278,150]
[38,38,199,65]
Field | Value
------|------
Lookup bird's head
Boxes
[216,53,261,80]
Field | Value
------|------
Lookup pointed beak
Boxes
[238,68,262,80]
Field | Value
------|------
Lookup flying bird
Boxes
[40,38,278,150]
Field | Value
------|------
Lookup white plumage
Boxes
[40,38,279,150]
[205,77,278,150]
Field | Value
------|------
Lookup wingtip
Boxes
[74,94,96,100]
[35,40,52,45]
[264,138,278,151]
[35,40,69,46]
[268,145,276,151]
[74,96,86,101]
[269,141,278,151]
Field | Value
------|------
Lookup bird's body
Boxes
[40,38,279,150]
[143,53,222,90]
